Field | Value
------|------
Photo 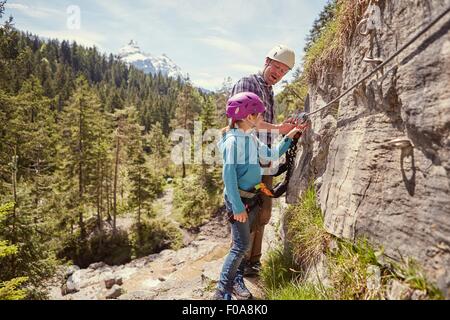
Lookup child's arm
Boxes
[257,127,302,161]
[257,136,292,161]
[222,140,246,215]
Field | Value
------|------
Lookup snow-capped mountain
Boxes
[151,53,184,79]
[118,40,184,79]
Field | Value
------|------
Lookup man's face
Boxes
[263,58,290,85]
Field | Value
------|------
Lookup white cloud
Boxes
[192,77,228,91]
[208,26,230,36]
[5,2,61,18]
[229,63,261,74]
[92,1,132,20]
[194,72,213,78]
[36,30,105,50]
[5,3,29,11]
[190,70,234,91]
[134,0,254,25]
[196,36,252,60]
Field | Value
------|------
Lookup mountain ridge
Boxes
[118,40,184,79]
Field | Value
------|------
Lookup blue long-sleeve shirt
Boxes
[218,128,292,214]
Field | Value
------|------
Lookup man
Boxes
[229,45,296,288]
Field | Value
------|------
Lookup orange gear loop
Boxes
[255,183,274,197]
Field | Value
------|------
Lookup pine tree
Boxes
[128,153,162,227]
[0,8,20,93]
[0,202,28,300]
[111,105,144,232]
[14,76,57,178]
[0,10,212,287]
[200,96,217,132]
[214,77,233,128]
[0,90,16,196]
[171,83,202,177]
[121,108,164,228]
[57,76,108,239]
[147,121,169,160]
[304,0,337,53]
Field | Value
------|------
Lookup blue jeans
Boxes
[217,195,258,294]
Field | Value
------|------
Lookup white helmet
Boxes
[266,45,295,69]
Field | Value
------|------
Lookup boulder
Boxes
[386,280,413,300]
[104,277,116,290]
[411,290,428,300]
[61,280,79,296]
[64,265,80,279]
[89,262,106,270]
[105,284,124,299]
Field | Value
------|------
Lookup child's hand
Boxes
[286,127,302,139]
[234,211,248,223]
[286,122,310,139]
[278,122,296,135]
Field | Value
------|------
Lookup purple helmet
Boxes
[226,92,265,120]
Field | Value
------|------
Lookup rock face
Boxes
[287,0,450,297]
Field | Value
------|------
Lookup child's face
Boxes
[246,113,263,128]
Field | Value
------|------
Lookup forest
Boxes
[0,1,231,299]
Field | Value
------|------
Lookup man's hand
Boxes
[234,211,248,223]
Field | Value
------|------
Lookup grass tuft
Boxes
[304,0,374,83]
[286,185,331,268]
[260,183,443,300]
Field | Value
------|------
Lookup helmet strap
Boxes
[244,115,258,129]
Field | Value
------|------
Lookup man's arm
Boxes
[231,76,296,135]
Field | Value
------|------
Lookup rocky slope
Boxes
[47,198,286,300]
[287,0,450,297]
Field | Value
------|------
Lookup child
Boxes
[214,92,302,300]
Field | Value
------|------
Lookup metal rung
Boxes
[386,138,414,149]
[364,57,383,64]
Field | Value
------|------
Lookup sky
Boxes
[2,0,329,92]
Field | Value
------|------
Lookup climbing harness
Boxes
[238,182,274,199]
[228,190,263,224]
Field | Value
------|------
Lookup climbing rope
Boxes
[268,5,450,198]
[306,4,450,117]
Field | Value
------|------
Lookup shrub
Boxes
[0,202,57,299]
[0,277,28,300]
[58,229,132,268]
[173,173,221,230]
[131,219,182,258]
